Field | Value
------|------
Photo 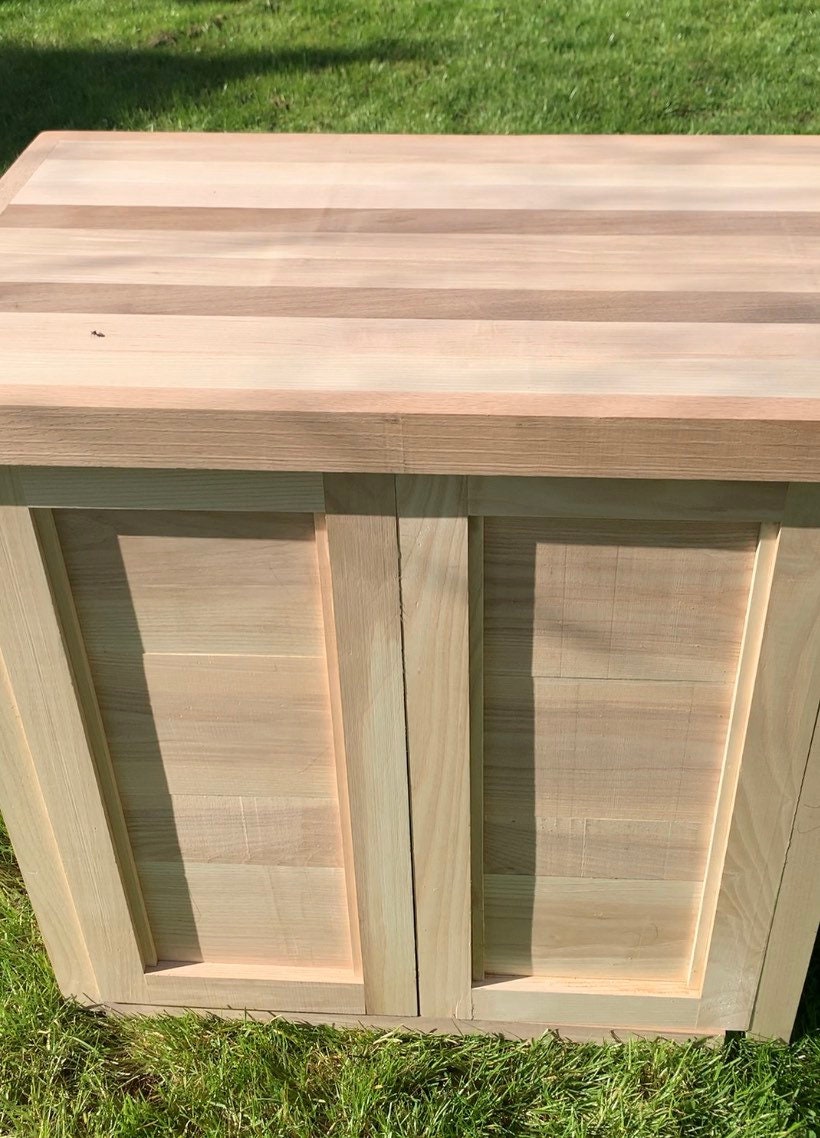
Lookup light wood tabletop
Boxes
[0,131,818,478]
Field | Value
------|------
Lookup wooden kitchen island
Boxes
[0,131,817,1041]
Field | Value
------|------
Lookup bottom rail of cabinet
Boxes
[84,998,725,1045]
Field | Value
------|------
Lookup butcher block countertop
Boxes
[0,131,818,479]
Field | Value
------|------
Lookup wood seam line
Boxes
[393,475,422,1014]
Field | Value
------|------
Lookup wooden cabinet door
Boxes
[402,475,820,1037]
[0,470,416,1017]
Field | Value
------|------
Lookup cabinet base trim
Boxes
[89,998,724,1044]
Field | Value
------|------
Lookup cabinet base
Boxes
[87,998,725,1044]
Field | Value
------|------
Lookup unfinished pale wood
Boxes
[0,132,819,480]
[23,150,820,183]
[485,675,733,773]
[114,754,336,803]
[0,133,59,210]
[137,863,353,967]
[2,394,820,480]
[123,793,343,866]
[62,606,352,965]
[0,475,146,1002]
[469,477,787,522]
[13,468,324,511]
[469,516,485,983]
[750,701,820,1040]
[33,508,156,965]
[54,508,325,658]
[483,679,725,945]
[1,227,815,270]
[7,199,817,235]
[1,129,819,1036]
[484,876,702,982]
[397,475,471,1018]
[585,823,705,884]
[34,130,820,163]
[323,475,417,1016]
[0,312,818,384]
[485,815,711,882]
[50,500,358,989]
[2,232,815,294]
[698,484,820,1030]
[7,352,820,405]
[90,653,337,798]
[484,517,757,681]
[315,515,363,977]
[144,962,364,1014]
[687,524,780,987]
[472,976,701,1031]
[485,764,722,828]
[17,157,820,211]
[481,509,758,991]
[0,652,98,1000]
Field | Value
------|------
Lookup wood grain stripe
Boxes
[3,205,820,235]
[29,159,820,192]
[1,313,819,365]
[15,172,819,212]
[42,132,820,164]
[0,131,818,477]
[1,246,813,296]
[2,284,817,322]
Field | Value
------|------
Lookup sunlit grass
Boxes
[1,822,819,1136]
[1,0,818,172]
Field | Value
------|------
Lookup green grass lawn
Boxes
[1,0,820,1133]
[1,0,819,172]
[1,822,818,1136]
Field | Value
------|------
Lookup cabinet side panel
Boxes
[686,524,779,988]
[0,652,98,1000]
[698,484,820,1030]
[0,496,146,1001]
[34,509,157,965]
[749,702,820,1040]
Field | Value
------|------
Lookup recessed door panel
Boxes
[480,517,758,985]
[54,508,355,973]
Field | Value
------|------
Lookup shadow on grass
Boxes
[793,928,820,1040]
[0,39,433,170]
